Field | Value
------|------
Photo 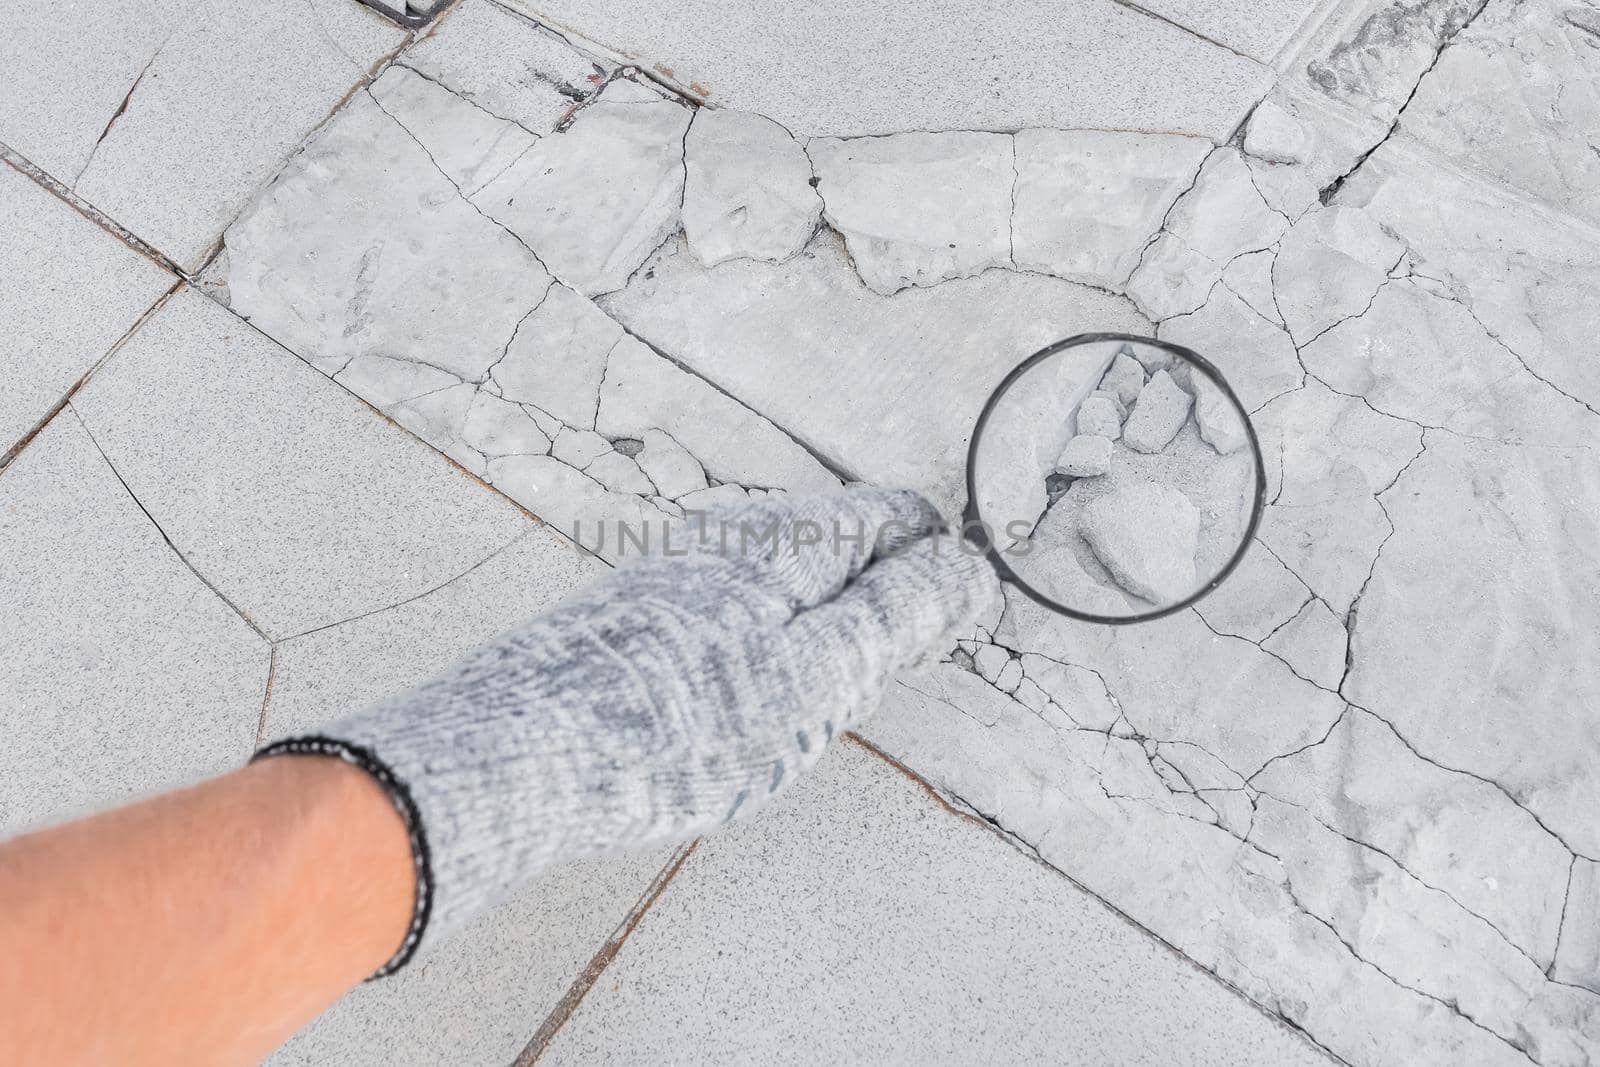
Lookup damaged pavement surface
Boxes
[3,0,1600,1062]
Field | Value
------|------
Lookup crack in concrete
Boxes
[1317,0,1493,204]
[73,27,177,190]
[68,404,270,643]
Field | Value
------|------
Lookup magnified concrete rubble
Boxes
[1002,345,1253,613]
[4,0,1600,1061]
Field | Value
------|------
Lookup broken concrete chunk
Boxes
[1075,395,1123,439]
[1243,98,1312,165]
[486,454,663,562]
[492,283,621,428]
[389,383,478,460]
[1011,677,1049,713]
[1080,480,1200,604]
[994,657,1023,694]
[1220,248,1281,325]
[1011,129,1211,288]
[972,643,1009,683]
[474,100,691,296]
[807,131,1013,295]
[652,496,686,519]
[1122,369,1193,453]
[368,65,539,199]
[1191,376,1248,455]
[335,353,460,410]
[586,449,657,495]
[1055,434,1112,477]
[683,109,822,268]
[1244,154,1321,221]
[1165,148,1289,265]
[1158,284,1301,412]
[551,426,613,468]
[1274,206,1406,345]
[677,484,750,512]
[1123,342,1173,375]
[1099,352,1146,407]
[458,391,552,457]
[1124,233,1219,322]
[1260,596,1346,689]
[1088,390,1127,421]
[634,428,708,499]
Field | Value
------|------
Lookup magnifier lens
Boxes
[969,337,1265,623]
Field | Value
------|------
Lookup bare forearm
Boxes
[0,756,415,1066]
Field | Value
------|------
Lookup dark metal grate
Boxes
[357,0,453,28]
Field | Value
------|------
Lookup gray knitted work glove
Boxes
[256,487,998,975]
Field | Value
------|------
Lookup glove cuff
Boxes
[252,736,434,979]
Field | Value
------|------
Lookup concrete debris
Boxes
[1122,370,1192,454]
[1191,376,1247,455]
[1243,98,1312,165]
[1100,351,1146,407]
[1080,479,1200,604]
[1088,389,1127,422]
[586,448,657,495]
[1055,434,1113,477]
[551,426,613,468]
[634,428,708,499]
[1074,395,1123,440]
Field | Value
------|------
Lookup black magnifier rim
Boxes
[962,331,1268,626]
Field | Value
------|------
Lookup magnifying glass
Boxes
[963,333,1266,624]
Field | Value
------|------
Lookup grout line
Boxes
[512,842,700,1064]
[0,279,183,478]
[253,646,280,746]
[1104,0,1260,64]
[0,146,183,276]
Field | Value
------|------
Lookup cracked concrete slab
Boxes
[401,0,606,132]
[0,163,174,462]
[808,131,1014,295]
[0,415,268,836]
[503,0,1271,138]
[475,98,692,297]
[50,0,405,271]
[259,530,674,1066]
[602,234,1145,514]
[1012,129,1211,290]
[69,288,528,640]
[13,0,1600,1058]
[1400,0,1600,225]
[537,740,1331,1065]
[1343,432,1600,860]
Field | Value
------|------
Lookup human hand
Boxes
[257,487,997,973]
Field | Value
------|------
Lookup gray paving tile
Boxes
[537,740,1331,1066]
[0,414,269,836]
[504,0,1270,139]
[261,529,672,1066]
[70,287,529,640]
[0,163,174,463]
[1134,0,1325,61]
[0,0,188,184]
[5,0,406,270]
